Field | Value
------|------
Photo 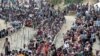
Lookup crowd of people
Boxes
[0,0,100,56]
[56,3,100,56]
[0,1,66,56]
[28,3,65,56]
[0,4,28,38]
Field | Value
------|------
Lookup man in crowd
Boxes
[3,38,10,56]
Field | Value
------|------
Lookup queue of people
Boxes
[57,3,100,56]
[28,3,65,56]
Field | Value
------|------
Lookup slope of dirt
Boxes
[53,15,75,49]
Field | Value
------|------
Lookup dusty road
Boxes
[53,15,76,48]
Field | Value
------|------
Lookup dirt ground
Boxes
[0,19,37,53]
[0,19,10,30]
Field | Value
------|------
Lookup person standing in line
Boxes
[3,38,10,56]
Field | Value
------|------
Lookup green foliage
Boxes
[50,0,83,5]
[64,0,83,4]
[51,0,62,5]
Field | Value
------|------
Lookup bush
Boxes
[64,0,83,4]
[51,0,62,5]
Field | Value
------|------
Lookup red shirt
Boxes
[37,30,43,35]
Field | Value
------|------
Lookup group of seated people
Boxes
[0,21,22,38]
[0,29,8,38]
[56,3,100,56]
